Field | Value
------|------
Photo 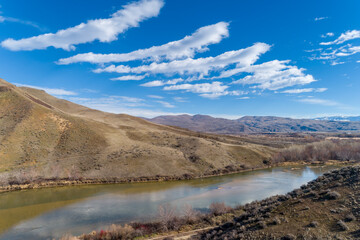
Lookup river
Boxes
[0,165,339,240]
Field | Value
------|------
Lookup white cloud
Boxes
[57,22,229,64]
[141,80,164,87]
[14,83,77,96]
[94,42,271,75]
[1,0,164,51]
[164,81,228,94]
[0,16,5,23]
[330,61,345,66]
[67,96,184,118]
[156,100,175,108]
[237,96,250,99]
[321,32,334,38]
[357,60,360,63]
[314,17,328,21]
[173,97,188,102]
[69,95,146,108]
[298,98,339,106]
[140,78,183,87]
[229,60,315,90]
[320,30,360,45]
[147,95,163,99]
[110,75,146,81]
[199,91,242,99]
[308,43,360,64]
[282,88,327,94]
[163,81,242,99]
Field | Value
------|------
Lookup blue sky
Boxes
[0,0,359,118]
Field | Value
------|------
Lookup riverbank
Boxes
[0,160,349,194]
[66,165,360,240]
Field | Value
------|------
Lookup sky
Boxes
[0,0,360,119]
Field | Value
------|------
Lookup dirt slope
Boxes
[0,78,276,181]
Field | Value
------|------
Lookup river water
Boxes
[0,165,339,240]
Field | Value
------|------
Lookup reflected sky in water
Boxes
[0,165,338,240]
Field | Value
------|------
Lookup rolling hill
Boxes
[148,114,360,135]
[0,78,276,184]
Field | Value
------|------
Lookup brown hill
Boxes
[0,78,276,183]
[148,114,360,134]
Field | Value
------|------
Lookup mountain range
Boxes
[147,114,360,134]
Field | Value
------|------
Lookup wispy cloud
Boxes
[147,95,163,99]
[309,43,360,65]
[155,100,175,108]
[57,22,229,64]
[67,96,182,118]
[321,32,334,38]
[1,0,164,51]
[140,78,183,87]
[0,16,46,31]
[320,30,360,45]
[237,96,250,99]
[282,88,327,94]
[15,83,77,96]
[0,4,45,31]
[314,17,328,21]
[173,97,188,102]
[110,75,146,81]
[69,95,147,109]
[298,98,340,106]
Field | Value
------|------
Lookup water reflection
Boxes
[0,165,338,240]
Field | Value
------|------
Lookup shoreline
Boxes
[0,160,349,194]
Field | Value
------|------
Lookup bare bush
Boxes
[209,202,231,216]
[158,203,178,230]
[59,234,79,240]
[107,224,135,239]
[183,204,200,223]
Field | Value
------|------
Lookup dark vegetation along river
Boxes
[0,165,340,240]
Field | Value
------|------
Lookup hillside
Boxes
[0,78,277,185]
[148,114,360,134]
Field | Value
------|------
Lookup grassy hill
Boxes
[0,78,277,185]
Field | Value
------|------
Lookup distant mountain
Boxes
[314,116,360,122]
[148,114,360,134]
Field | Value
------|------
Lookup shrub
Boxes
[158,203,177,230]
[209,202,231,216]
[324,191,341,200]
[182,204,200,224]
[273,139,360,163]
